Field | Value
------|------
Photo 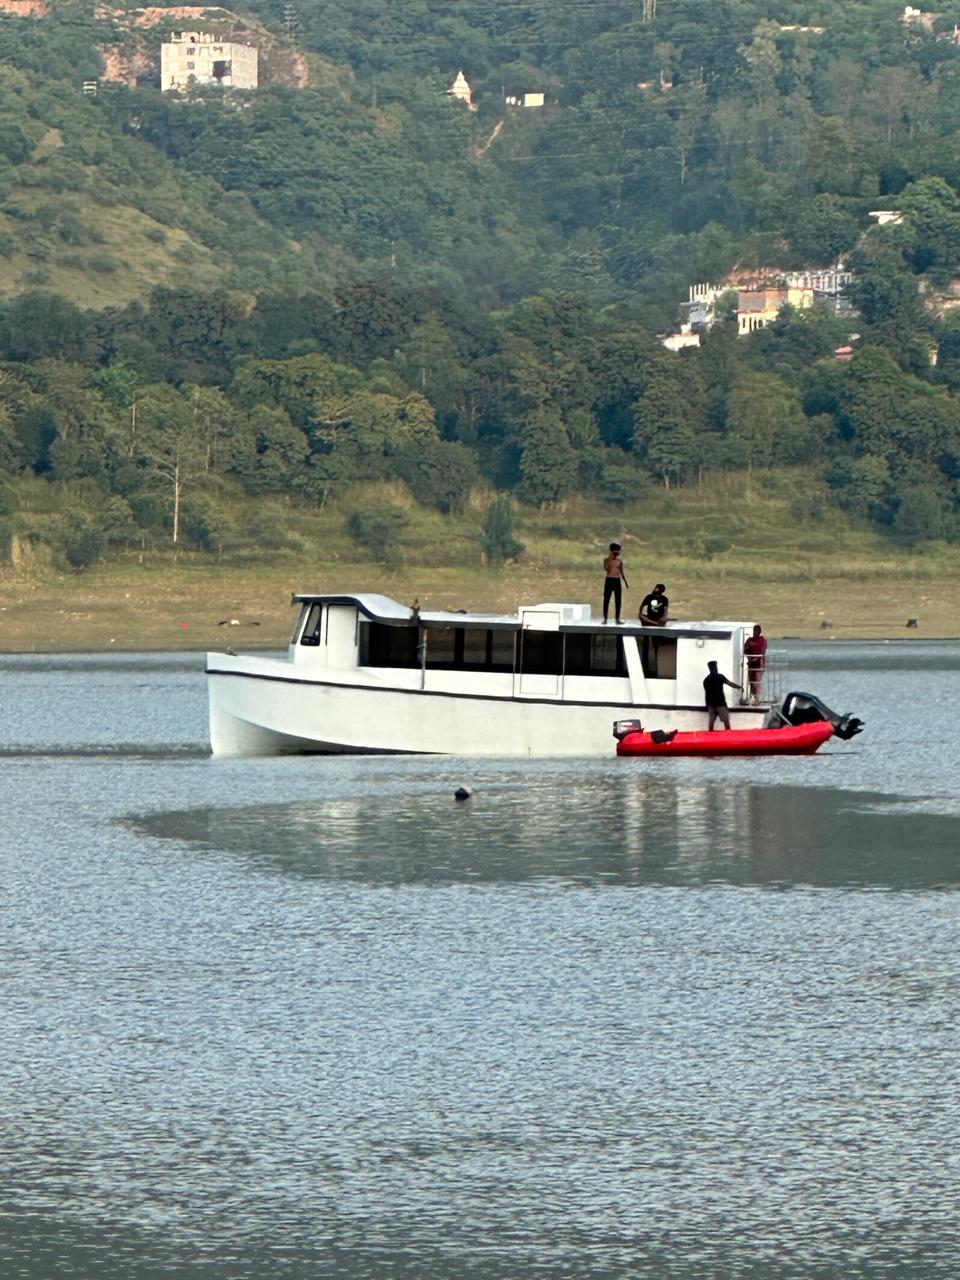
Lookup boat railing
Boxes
[739,647,786,708]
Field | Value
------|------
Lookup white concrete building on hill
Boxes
[161,31,258,91]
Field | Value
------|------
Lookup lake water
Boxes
[1,642,958,1279]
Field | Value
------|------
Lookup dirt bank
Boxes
[1,559,956,652]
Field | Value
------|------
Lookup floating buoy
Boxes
[454,786,474,801]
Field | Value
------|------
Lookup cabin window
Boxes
[564,633,626,677]
[590,632,624,674]
[426,627,458,668]
[299,603,323,646]
[361,623,518,671]
[490,631,515,670]
[641,636,678,679]
[462,628,488,666]
[519,630,562,675]
[361,622,420,668]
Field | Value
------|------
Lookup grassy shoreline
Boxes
[1,555,958,652]
[3,478,959,650]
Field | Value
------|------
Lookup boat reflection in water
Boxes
[133,766,954,892]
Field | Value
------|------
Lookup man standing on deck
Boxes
[743,624,768,704]
[602,543,628,624]
[703,660,741,731]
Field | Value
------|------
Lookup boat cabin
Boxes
[288,594,756,708]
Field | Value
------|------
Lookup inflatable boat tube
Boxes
[616,721,834,757]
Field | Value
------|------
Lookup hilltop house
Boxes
[161,30,258,91]
[901,5,937,32]
[505,90,545,108]
[868,210,904,226]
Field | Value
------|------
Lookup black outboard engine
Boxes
[780,691,864,741]
[613,719,643,741]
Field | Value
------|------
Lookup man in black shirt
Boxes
[639,584,669,626]
[703,660,741,731]
[639,583,669,675]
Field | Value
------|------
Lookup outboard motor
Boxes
[613,718,643,741]
[780,691,864,741]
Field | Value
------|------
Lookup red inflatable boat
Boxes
[616,721,834,757]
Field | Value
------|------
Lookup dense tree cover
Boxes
[0,279,959,559]
[2,0,960,558]
[8,0,960,305]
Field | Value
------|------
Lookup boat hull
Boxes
[207,664,771,757]
[616,722,834,757]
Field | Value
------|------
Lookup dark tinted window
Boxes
[362,624,518,672]
[564,633,626,677]
[520,630,562,675]
[462,628,488,666]
[426,627,457,668]
[362,622,420,668]
[491,631,515,670]
[590,632,623,673]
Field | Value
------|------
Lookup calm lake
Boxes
[1,642,958,1279]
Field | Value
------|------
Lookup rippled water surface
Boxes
[1,643,958,1278]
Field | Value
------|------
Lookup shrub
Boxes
[790,494,826,524]
[581,450,649,506]
[347,503,409,570]
[242,514,304,552]
[181,498,237,556]
[688,534,731,561]
[394,440,478,514]
[63,523,104,570]
[98,497,139,548]
[87,253,120,274]
[480,495,524,564]
[129,492,167,531]
[894,486,943,545]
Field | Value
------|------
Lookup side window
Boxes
[299,603,323,646]
[490,630,515,671]
[462,628,488,667]
[590,633,624,674]
[520,630,562,675]
[563,634,590,675]
[363,623,420,668]
[564,633,625,676]
[426,627,458,668]
[643,637,677,679]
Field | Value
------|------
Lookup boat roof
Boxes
[292,593,744,639]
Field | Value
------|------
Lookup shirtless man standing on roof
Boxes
[602,543,628,624]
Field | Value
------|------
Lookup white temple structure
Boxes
[447,69,476,110]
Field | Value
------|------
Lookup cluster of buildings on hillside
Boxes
[447,70,545,111]
[158,56,536,101]
[902,4,960,41]
[662,266,856,351]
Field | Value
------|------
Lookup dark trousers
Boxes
[603,577,622,619]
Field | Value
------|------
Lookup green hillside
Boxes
[0,0,959,586]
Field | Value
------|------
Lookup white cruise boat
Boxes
[206,592,785,756]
